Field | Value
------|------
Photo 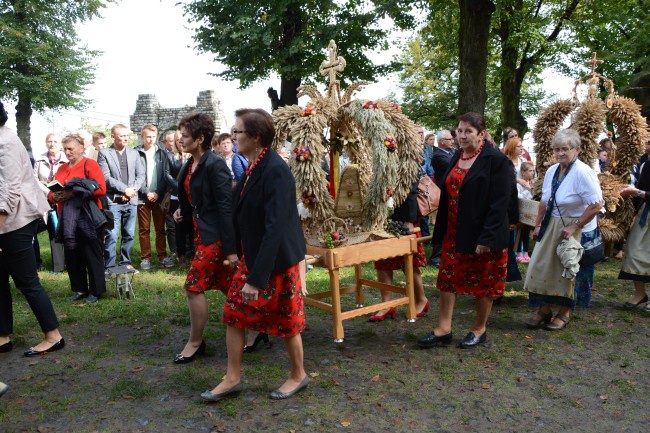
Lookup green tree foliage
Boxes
[399,0,647,142]
[0,0,108,149]
[184,0,419,109]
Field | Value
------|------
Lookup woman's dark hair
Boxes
[457,112,486,132]
[235,108,275,148]
[178,112,215,151]
[0,101,8,127]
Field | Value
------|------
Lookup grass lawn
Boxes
[1,233,648,432]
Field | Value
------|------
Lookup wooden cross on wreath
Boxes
[319,40,347,104]
[585,52,604,75]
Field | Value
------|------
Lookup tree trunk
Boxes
[499,1,528,140]
[15,95,32,151]
[457,0,495,116]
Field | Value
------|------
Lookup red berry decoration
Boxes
[384,136,397,152]
[300,105,317,117]
[363,100,379,109]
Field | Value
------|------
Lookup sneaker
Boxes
[140,259,151,270]
[521,252,531,264]
[516,253,524,263]
[161,257,175,269]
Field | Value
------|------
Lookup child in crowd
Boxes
[516,161,535,263]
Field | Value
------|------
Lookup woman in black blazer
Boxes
[172,113,238,364]
[418,112,512,349]
[201,109,309,402]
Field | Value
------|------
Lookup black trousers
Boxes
[172,200,194,258]
[64,235,106,297]
[0,219,60,335]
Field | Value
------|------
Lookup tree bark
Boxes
[15,94,32,151]
[458,0,495,116]
[266,2,302,110]
[499,1,528,139]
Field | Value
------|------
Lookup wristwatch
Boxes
[573,218,583,228]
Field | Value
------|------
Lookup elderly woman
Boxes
[618,156,650,310]
[525,129,603,329]
[172,113,238,364]
[201,108,308,401]
[417,112,513,349]
[0,101,65,357]
[50,134,107,304]
[34,133,67,272]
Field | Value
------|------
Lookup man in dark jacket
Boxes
[429,130,455,266]
[137,124,171,270]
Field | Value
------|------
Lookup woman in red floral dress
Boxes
[172,113,238,364]
[201,109,308,402]
[417,112,513,349]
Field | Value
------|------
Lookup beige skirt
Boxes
[524,217,581,298]
[620,204,650,277]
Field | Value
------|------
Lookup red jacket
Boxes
[48,157,106,213]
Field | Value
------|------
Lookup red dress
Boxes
[436,162,507,299]
[183,163,234,294]
[223,257,305,337]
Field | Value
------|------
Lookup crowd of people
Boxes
[1,97,648,403]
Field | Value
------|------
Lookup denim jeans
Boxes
[0,220,60,335]
[104,203,137,268]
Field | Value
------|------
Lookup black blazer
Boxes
[233,148,306,288]
[430,146,455,180]
[137,145,169,204]
[177,151,236,253]
[432,141,512,252]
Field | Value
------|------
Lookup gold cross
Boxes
[319,40,346,86]
[585,52,603,75]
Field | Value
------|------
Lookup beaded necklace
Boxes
[459,140,485,161]
[241,146,269,196]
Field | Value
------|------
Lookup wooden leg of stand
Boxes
[355,264,364,307]
[330,268,344,342]
[404,253,416,321]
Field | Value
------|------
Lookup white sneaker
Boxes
[140,259,151,270]
[161,257,175,268]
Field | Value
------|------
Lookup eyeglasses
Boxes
[552,146,574,154]
[232,130,246,135]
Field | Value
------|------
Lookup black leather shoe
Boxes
[66,292,87,302]
[85,294,99,304]
[174,340,206,364]
[200,382,243,402]
[623,294,648,310]
[23,338,65,357]
[269,375,310,400]
[459,331,486,349]
[417,331,453,348]
[243,333,270,353]
[0,341,13,353]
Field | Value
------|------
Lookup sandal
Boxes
[544,315,570,331]
[525,309,552,329]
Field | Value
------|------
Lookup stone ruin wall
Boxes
[129,90,223,137]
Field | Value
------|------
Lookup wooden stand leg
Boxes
[329,268,344,342]
[404,252,416,321]
[355,264,364,307]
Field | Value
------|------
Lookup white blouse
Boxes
[541,160,602,231]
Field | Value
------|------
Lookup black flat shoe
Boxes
[243,333,270,353]
[66,292,87,302]
[459,331,486,349]
[85,294,99,304]
[0,341,13,353]
[417,331,453,348]
[201,382,243,402]
[623,294,648,310]
[269,375,310,400]
[174,340,206,364]
[23,338,65,357]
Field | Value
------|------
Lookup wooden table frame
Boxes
[305,235,419,342]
